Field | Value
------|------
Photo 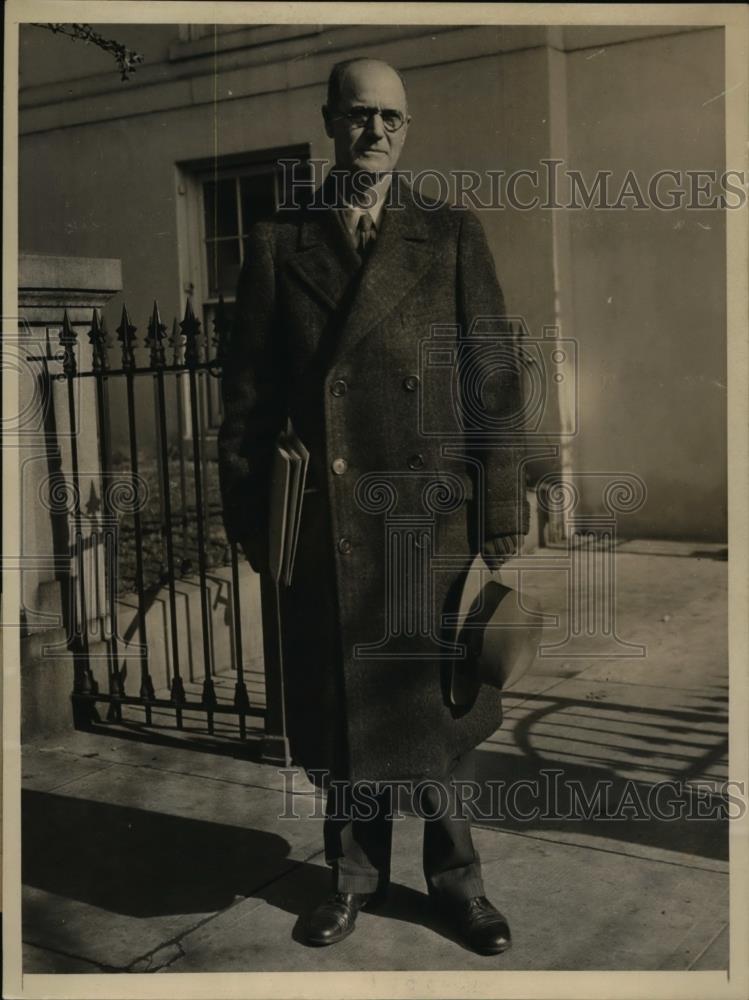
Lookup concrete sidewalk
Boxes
[20,542,729,973]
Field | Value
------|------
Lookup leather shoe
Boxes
[432,894,512,955]
[305,889,386,946]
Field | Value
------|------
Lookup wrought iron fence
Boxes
[28,297,288,760]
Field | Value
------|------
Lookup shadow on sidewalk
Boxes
[21,788,467,955]
[22,789,294,918]
[66,718,269,763]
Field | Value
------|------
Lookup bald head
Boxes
[323,58,410,175]
[327,58,408,112]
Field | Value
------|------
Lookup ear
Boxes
[322,105,334,139]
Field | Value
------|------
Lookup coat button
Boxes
[331,378,348,396]
[331,457,348,475]
[403,374,420,391]
[338,537,352,554]
[407,453,424,470]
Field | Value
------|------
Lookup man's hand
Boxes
[481,534,519,572]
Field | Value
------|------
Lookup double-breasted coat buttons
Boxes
[331,458,348,475]
[407,453,425,470]
[338,537,352,554]
[330,378,348,396]
[403,374,420,391]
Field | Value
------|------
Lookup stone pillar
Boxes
[18,253,122,636]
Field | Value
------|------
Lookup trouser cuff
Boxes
[333,862,388,895]
[334,872,384,894]
[427,860,485,902]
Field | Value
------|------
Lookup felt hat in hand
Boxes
[448,554,546,708]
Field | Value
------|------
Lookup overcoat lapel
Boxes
[285,176,437,366]
[329,193,436,368]
[286,208,360,313]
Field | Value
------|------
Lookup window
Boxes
[177,145,312,436]
[202,168,278,299]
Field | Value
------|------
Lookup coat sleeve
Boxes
[217,223,286,574]
[456,208,530,542]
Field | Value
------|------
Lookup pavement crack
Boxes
[471,822,729,874]
[126,854,327,972]
[126,926,203,974]
[131,939,187,973]
[42,761,119,793]
[24,940,126,973]
[687,920,729,969]
[157,940,187,972]
[58,750,308,797]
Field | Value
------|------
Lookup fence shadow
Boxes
[468,687,729,863]
[73,716,268,762]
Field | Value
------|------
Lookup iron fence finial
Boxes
[88,308,109,372]
[116,304,137,369]
[59,309,78,376]
[85,480,102,520]
[169,317,185,366]
[146,300,167,369]
[180,296,203,368]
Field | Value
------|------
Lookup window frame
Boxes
[175,144,311,438]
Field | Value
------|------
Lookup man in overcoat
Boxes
[218,57,530,954]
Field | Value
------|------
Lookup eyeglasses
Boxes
[330,106,409,133]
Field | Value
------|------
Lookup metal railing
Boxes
[28,297,288,760]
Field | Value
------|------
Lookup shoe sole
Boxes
[362,892,388,911]
[473,939,512,956]
[306,924,356,947]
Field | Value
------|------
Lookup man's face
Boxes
[323,61,410,176]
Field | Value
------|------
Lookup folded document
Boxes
[268,424,310,585]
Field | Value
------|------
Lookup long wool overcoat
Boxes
[218,178,529,785]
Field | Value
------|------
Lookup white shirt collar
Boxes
[339,173,392,233]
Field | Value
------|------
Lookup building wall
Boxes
[565,27,726,540]
[18,23,727,540]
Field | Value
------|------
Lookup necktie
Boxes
[356,212,376,256]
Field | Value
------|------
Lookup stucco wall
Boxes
[565,27,726,539]
[18,23,727,540]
